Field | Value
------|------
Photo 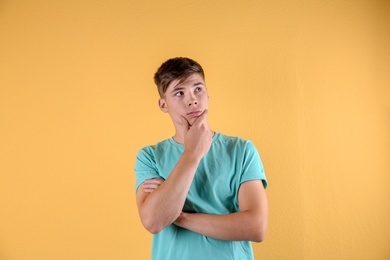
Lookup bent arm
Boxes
[174,180,268,242]
[136,151,201,234]
[136,111,212,234]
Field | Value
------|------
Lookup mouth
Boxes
[187,110,203,117]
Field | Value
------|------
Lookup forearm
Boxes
[138,151,200,234]
[174,211,267,242]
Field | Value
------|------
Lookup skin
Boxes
[136,73,268,242]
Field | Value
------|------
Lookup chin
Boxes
[188,118,197,126]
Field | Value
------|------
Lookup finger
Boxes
[192,109,208,126]
[144,188,157,193]
[143,183,160,189]
[145,178,164,183]
[144,178,164,185]
[143,183,160,188]
[143,183,161,193]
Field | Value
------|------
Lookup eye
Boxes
[195,87,202,93]
[175,91,184,97]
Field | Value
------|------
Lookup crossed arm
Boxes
[137,176,268,242]
[174,180,268,242]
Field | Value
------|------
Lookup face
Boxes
[159,73,209,127]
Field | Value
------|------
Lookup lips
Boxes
[187,110,202,117]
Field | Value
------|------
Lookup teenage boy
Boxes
[135,57,268,260]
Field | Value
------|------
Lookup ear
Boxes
[158,98,169,113]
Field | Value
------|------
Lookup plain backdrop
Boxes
[1,0,389,259]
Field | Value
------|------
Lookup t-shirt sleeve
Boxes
[134,147,161,191]
[240,141,268,189]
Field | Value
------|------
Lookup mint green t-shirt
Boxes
[135,133,267,260]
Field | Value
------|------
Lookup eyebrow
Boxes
[170,82,204,93]
[171,85,184,93]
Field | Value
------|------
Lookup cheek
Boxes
[201,95,209,106]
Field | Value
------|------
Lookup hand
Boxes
[142,178,164,193]
[181,110,212,160]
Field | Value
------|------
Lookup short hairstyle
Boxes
[154,57,205,97]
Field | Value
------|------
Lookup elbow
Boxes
[251,220,267,243]
[139,207,165,234]
[139,207,180,234]
[146,225,163,235]
[142,217,165,234]
[252,230,266,243]
[140,210,177,234]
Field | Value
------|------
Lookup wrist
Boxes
[181,150,202,164]
[174,212,189,228]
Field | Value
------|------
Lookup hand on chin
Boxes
[179,115,197,128]
[187,117,198,127]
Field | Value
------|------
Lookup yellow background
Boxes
[1,0,389,259]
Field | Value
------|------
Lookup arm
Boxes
[174,180,268,242]
[136,152,201,234]
[136,110,212,234]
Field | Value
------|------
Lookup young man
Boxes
[135,57,268,260]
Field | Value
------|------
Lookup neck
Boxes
[172,127,215,145]
[172,132,185,144]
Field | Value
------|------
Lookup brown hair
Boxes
[154,57,205,97]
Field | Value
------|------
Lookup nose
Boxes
[188,95,198,107]
[188,100,198,106]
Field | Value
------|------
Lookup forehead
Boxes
[167,73,205,91]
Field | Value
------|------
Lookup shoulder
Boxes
[137,138,171,154]
[213,133,263,165]
[214,133,256,150]
[135,139,173,169]
[135,139,171,161]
